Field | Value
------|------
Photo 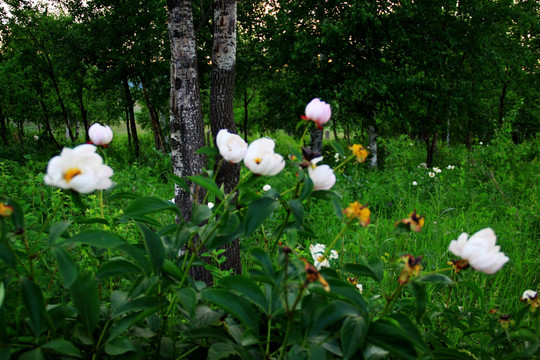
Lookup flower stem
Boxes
[333,154,355,172]
[381,283,405,317]
[322,221,351,259]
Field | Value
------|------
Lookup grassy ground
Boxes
[1,130,538,339]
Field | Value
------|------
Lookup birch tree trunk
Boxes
[167,0,207,222]
[209,0,241,276]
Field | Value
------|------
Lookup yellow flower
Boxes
[348,144,369,163]
[343,201,370,227]
[0,203,14,218]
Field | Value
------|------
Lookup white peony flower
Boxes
[244,138,285,176]
[412,181,418,186]
[263,184,272,192]
[310,243,331,270]
[308,164,336,191]
[521,289,537,300]
[447,165,455,170]
[88,123,113,146]
[44,144,113,194]
[208,202,214,209]
[304,98,331,128]
[448,228,509,274]
[216,129,248,163]
[429,172,436,178]
[433,167,442,173]
[34,135,39,141]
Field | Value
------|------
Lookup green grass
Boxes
[1,130,538,355]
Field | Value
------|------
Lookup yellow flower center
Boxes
[254,157,263,165]
[64,168,82,183]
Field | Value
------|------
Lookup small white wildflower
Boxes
[356,283,363,293]
[178,249,186,257]
[433,167,441,173]
[170,198,175,204]
[409,143,413,146]
[479,141,483,145]
[412,181,418,186]
[429,172,436,178]
[34,135,39,141]
[334,153,340,161]
[208,202,214,209]
[263,184,271,192]
[521,290,537,301]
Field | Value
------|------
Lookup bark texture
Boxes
[123,77,140,158]
[209,0,241,276]
[167,0,207,222]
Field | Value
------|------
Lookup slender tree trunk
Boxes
[243,88,249,142]
[309,128,323,154]
[140,76,166,152]
[209,0,241,276]
[36,92,61,150]
[77,87,90,142]
[125,106,132,147]
[425,132,437,168]
[168,0,207,221]
[498,77,509,129]
[50,70,74,142]
[368,124,378,167]
[0,103,8,146]
[123,77,140,157]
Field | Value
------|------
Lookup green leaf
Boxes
[104,337,137,355]
[176,288,197,317]
[410,281,428,322]
[196,146,219,156]
[0,243,16,269]
[202,289,259,330]
[47,221,71,246]
[430,348,478,359]
[217,212,240,236]
[341,315,368,360]
[207,342,241,360]
[330,140,346,157]
[42,339,82,358]
[416,273,453,284]
[288,199,304,227]
[187,175,224,201]
[343,257,383,282]
[7,199,24,232]
[162,258,184,281]
[50,247,78,287]
[137,223,164,275]
[111,296,160,318]
[63,230,125,249]
[95,259,141,280]
[119,244,152,276]
[299,175,314,201]
[219,276,268,313]
[20,278,45,336]
[0,283,4,309]
[19,348,45,360]
[123,197,181,219]
[250,248,275,279]
[244,197,279,236]
[191,204,213,226]
[367,318,417,360]
[168,174,192,194]
[69,273,100,336]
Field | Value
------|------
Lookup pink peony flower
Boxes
[88,123,113,146]
[303,98,331,128]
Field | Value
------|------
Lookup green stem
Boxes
[333,154,355,172]
[176,345,201,360]
[279,282,307,360]
[380,283,405,317]
[299,121,312,148]
[322,221,352,259]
